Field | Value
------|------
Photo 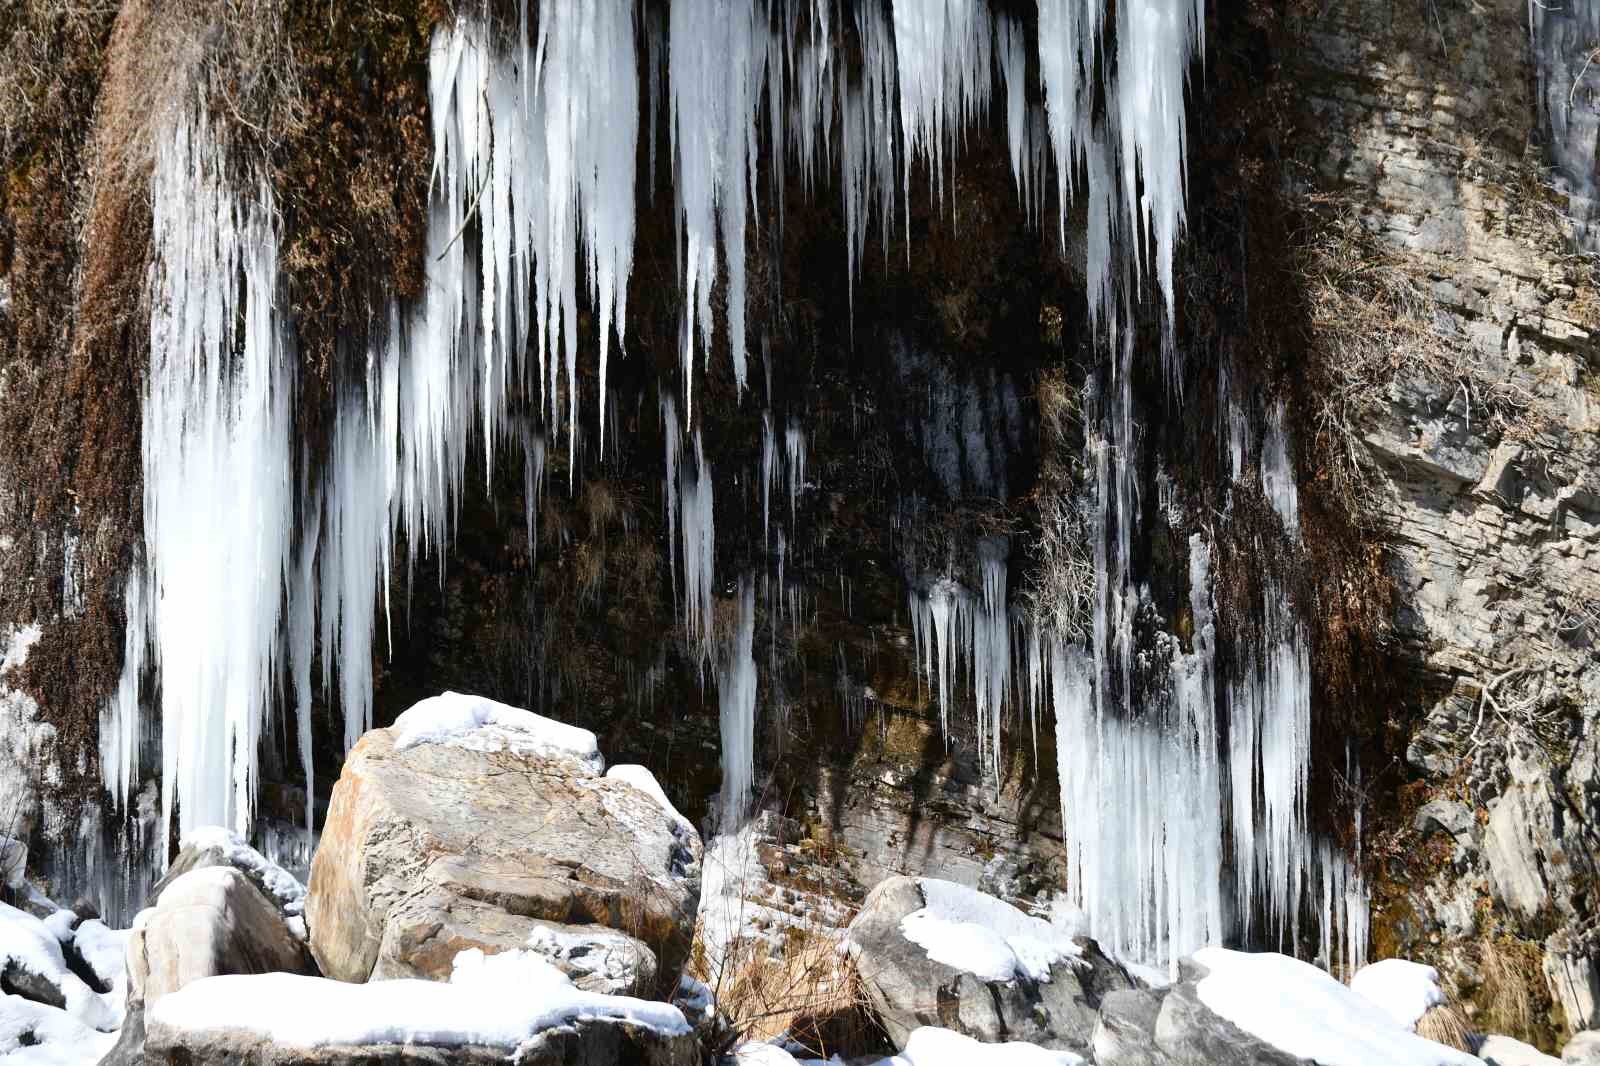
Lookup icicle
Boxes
[663,395,682,597]
[98,570,148,812]
[1116,0,1203,336]
[521,424,547,560]
[681,432,717,666]
[288,491,320,839]
[783,418,807,524]
[718,576,758,829]
[761,411,777,542]
[670,0,765,410]
[891,0,995,225]
[132,111,296,853]
[1261,397,1300,539]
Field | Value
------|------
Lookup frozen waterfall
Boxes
[97,0,1367,972]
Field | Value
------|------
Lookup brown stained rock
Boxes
[306,726,700,996]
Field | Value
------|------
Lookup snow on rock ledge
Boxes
[143,948,696,1065]
[390,691,603,772]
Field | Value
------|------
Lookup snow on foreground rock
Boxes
[0,901,124,1030]
[0,901,128,1065]
[734,1026,1085,1065]
[846,875,1130,1054]
[143,947,695,1063]
[1350,957,1448,1030]
[1192,947,1484,1066]
[897,877,1083,982]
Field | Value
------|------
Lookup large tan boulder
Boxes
[306,693,702,996]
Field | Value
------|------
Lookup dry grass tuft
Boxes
[1416,1003,1474,1052]
[696,924,886,1060]
[1023,365,1094,642]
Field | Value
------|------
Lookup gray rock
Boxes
[1,955,66,1009]
[1093,986,1173,1066]
[845,875,1132,1054]
[97,1003,145,1066]
[128,867,311,1006]
[1563,1030,1600,1064]
[306,723,701,996]
[305,717,700,992]
[1152,971,1309,1066]
[1546,953,1600,1036]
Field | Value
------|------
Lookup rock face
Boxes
[1290,0,1600,1042]
[845,876,1132,1054]
[306,711,701,997]
[127,867,310,1006]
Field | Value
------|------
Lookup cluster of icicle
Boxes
[100,0,1362,970]
[906,383,1367,971]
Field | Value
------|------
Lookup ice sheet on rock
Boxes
[0,991,117,1066]
[605,764,692,833]
[898,878,1083,983]
[0,902,121,1031]
[149,947,689,1049]
[389,692,603,772]
[179,826,308,917]
[1349,958,1446,1031]
[1192,948,1482,1066]
[718,578,759,829]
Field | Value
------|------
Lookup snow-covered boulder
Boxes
[306,692,702,997]
[1477,1033,1561,1065]
[150,826,308,923]
[129,867,312,1007]
[1164,949,1484,1066]
[844,876,1132,1054]
[0,900,122,1030]
[1565,1031,1600,1064]
[141,948,697,1065]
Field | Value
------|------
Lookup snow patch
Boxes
[1350,958,1447,1031]
[898,878,1083,983]
[605,765,691,832]
[390,692,603,772]
[1193,948,1482,1066]
[0,902,122,1031]
[149,947,688,1049]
